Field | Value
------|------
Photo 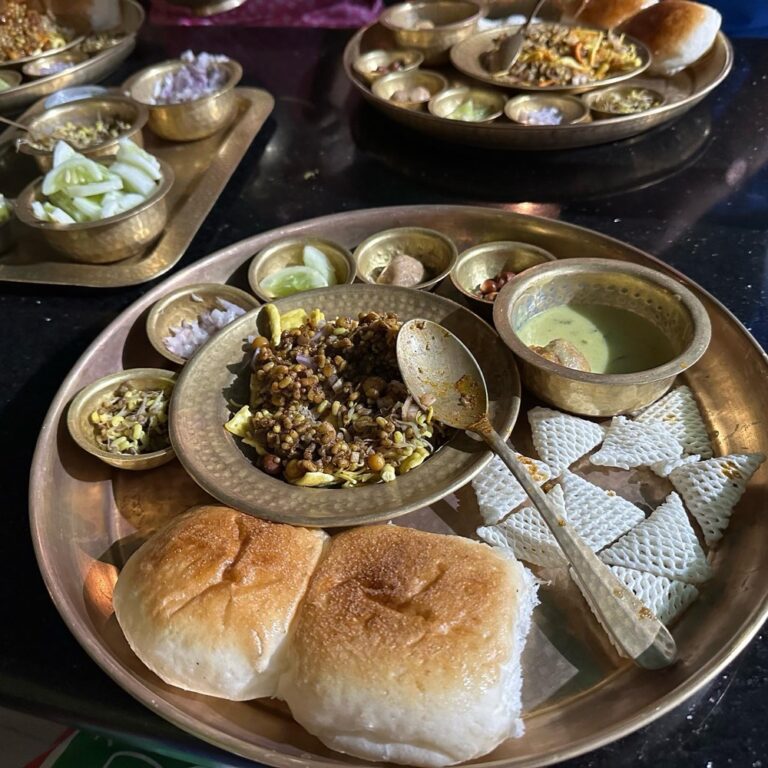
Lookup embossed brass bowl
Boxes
[67,368,176,471]
[354,226,458,290]
[14,158,174,264]
[352,48,424,84]
[381,1,484,64]
[170,283,520,527]
[146,283,260,366]
[248,237,356,302]
[428,85,506,122]
[124,58,242,141]
[18,95,148,172]
[21,50,87,78]
[452,240,556,305]
[505,93,590,125]
[371,68,448,110]
[582,84,666,119]
[493,258,712,416]
[0,69,22,89]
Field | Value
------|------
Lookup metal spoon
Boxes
[396,319,678,670]
[487,0,548,77]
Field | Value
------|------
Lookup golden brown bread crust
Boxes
[576,0,653,29]
[622,1,712,57]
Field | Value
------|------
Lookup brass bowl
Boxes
[352,48,424,84]
[452,240,556,305]
[14,158,174,264]
[381,1,484,64]
[18,95,148,172]
[248,237,357,302]
[354,226,458,290]
[169,283,520,527]
[428,85,506,122]
[371,69,448,110]
[146,282,260,366]
[493,258,712,416]
[0,70,22,90]
[0,198,15,253]
[505,93,590,125]
[124,58,242,141]
[582,85,666,119]
[22,51,87,78]
[67,368,176,471]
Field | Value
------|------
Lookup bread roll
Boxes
[560,0,658,29]
[279,525,538,767]
[622,1,721,75]
[113,505,328,701]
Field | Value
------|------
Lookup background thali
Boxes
[30,206,768,767]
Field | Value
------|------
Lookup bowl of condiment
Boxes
[451,241,556,304]
[505,94,589,126]
[248,238,357,302]
[124,50,242,141]
[428,86,506,122]
[381,1,484,64]
[0,194,15,253]
[147,283,260,366]
[17,96,148,172]
[493,258,711,416]
[352,48,424,84]
[21,50,87,78]
[43,85,109,109]
[582,85,665,118]
[371,69,447,110]
[67,368,177,471]
[354,227,457,290]
[0,69,22,90]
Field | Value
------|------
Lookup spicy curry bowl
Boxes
[493,258,711,417]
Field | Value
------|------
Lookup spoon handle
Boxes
[523,0,548,33]
[481,427,678,669]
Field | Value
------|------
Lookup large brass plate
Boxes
[343,25,732,150]
[30,206,768,767]
[0,88,274,287]
[170,285,520,527]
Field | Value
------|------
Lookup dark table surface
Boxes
[1,22,767,768]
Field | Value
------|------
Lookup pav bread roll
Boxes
[279,525,538,767]
[559,0,658,29]
[113,505,328,701]
[621,1,721,75]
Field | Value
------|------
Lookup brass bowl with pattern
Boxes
[352,48,424,84]
[14,158,174,264]
[67,368,176,471]
[21,50,87,78]
[493,258,712,416]
[124,58,242,141]
[371,68,448,110]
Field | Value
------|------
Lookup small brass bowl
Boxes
[381,1,484,64]
[248,237,357,303]
[352,48,424,84]
[493,258,712,416]
[505,93,589,126]
[0,70,22,90]
[354,227,458,291]
[0,198,15,253]
[67,368,177,471]
[18,96,148,172]
[22,51,87,78]
[372,69,448,110]
[124,58,242,141]
[452,241,556,304]
[147,283,260,366]
[582,85,666,119]
[428,85,506,122]
[14,158,174,264]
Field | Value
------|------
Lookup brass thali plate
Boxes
[30,206,768,767]
[0,87,274,287]
[343,24,732,150]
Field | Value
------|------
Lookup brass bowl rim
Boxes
[428,85,507,121]
[505,93,590,125]
[17,95,149,159]
[371,68,449,103]
[354,225,459,290]
[0,69,23,88]
[247,236,358,303]
[66,367,176,466]
[352,48,424,79]
[451,240,557,304]
[493,257,712,385]
[146,282,261,366]
[21,50,88,78]
[13,156,174,231]
[582,84,667,118]
[125,58,243,109]
[381,0,485,32]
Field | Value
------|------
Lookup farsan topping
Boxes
[90,382,171,455]
[0,1,68,62]
[27,118,132,152]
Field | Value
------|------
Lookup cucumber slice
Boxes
[303,245,338,286]
[52,140,77,168]
[260,266,328,298]
[66,177,123,198]
[42,202,76,224]
[108,161,157,197]
[116,138,162,181]
[71,196,103,220]
[31,201,48,221]
[49,192,88,222]
[42,155,111,196]
[100,191,145,219]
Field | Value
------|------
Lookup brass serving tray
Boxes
[0,0,144,115]
[0,87,274,287]
[30,206,768,767]
[343,25,732,150]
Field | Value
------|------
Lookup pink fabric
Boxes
[150,0,383,27]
